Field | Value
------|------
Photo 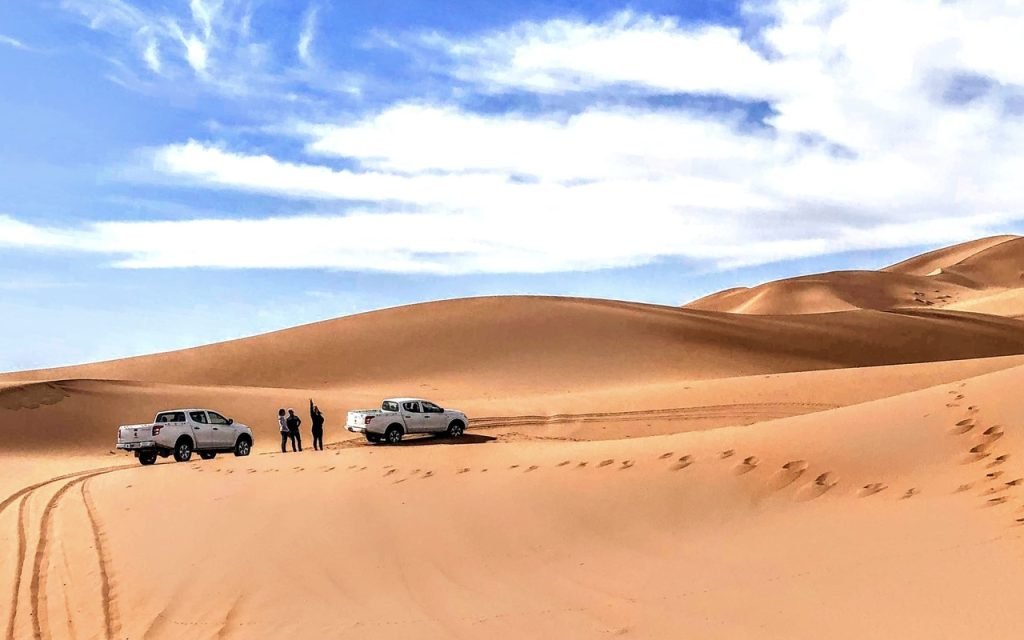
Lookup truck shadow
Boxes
[389,434,497,447]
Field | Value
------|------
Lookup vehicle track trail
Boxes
[82,479,120,639]
[0,464,132,640]
[468,402,838,430]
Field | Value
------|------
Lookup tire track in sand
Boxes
[470,402,838,430]
[4,495,30,640]
[81,479,120,639]
[0,464,131,640]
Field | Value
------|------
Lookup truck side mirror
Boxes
[228,418,234,425]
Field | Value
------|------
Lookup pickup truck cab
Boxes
[116,409,254,465]
[346,398,468,444]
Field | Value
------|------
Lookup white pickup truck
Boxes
[116,409,254,465]
[346,398,468,444]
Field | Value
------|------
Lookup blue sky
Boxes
[1,0,1023,371]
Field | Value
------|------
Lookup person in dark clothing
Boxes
[310,399,325,451]
[286,408,302,452]
[278,408,290,453]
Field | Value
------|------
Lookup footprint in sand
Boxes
[672,455,694,471]
[988,455,1011,467]
[986,471,1005,481]
[720,449,736,459]
[324,466,335,472]
[384,469,397,477]
[526,465,539,472]
[970,442,993,455]
[734,456,760,475]
[577,462,589,468]
[620,460,635,470]
[422,471,434,479]
[557,460,571,467]
[987,496,1008,506]
[598,459,615,468]
[659,452,674,460]
[902,488,919,499]
[950,418,975,435]
[956,483,974,493]
[509,464,520,469]
[1006,478,1023,487]
[859,483,888,497]
[982,426,1005,441]
[796,472,837,501]
[457,468,470,474]
[768,460,808,490]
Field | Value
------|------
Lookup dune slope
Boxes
[686,235,1024,315]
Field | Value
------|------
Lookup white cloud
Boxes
[18,0,1024,276]
[142,37,161,72]
[297,5,318,66]
[418,11,778,99]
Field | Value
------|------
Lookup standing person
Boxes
[278,408,290,453]
[310,399,325,451]
[286,408,302,452]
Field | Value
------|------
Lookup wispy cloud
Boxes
[297,5,319,66]
[57,0,353,101]
[0,34,35,51]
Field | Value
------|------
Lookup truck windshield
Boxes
[382,401,399,412]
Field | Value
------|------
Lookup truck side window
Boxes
[157,412,185,423]
[382,401,399,412]
[402,402,421,413]
[422,402,442,413]
[189,411,209,424]
[207,412,229,425]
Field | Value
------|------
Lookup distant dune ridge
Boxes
[686,234,1024,315]
[5,236,1024,638]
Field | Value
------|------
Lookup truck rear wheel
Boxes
[138,451,158,466]
[173,438,193,462]
[385,425,403,445]
[365,433,381,443]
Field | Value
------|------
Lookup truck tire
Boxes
[173,437,194,462]
[365,433,381,443]
[385,425,404,445]
[234,436,252,457]
[139,451,158,466]
[447,420,465,438]
[199,452,217,460]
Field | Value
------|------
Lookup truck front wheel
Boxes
[234,437,252,457]
[174,438,193,462]
[447,420,465,438]
[385,425,403,445]
[138,451,158,466]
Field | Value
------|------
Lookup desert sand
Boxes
[4,236,1024,638]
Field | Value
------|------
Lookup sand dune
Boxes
[5,237,1024,638]
[4,361,1024,638]
[686,235,1024,315]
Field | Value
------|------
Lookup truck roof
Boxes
[384,397,428,403]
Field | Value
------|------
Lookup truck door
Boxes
[188,411,218,448]
[401,401,427,433]
[420,401,445,433]
[206,411,235,448]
